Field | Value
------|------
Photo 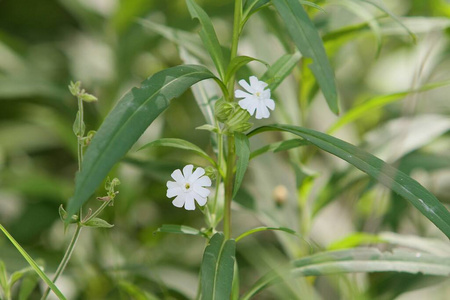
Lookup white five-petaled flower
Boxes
[235,76,275,119]
[166,165,212,210]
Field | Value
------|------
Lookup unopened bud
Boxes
[80,93,98,102]
[68,81,81,96]
[214,99,236,123]
[225,106,252,133]
[204,166,216,180]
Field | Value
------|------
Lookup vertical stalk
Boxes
[223,136,235,240]
[41,95,85,300]
[223,0,242,240]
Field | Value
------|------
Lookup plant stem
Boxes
[223,135,235,240]
[222,0,242,240]
[40,225,82,300]
[42,95,85,300]
[226,0,243,96]
[77,97,84,171]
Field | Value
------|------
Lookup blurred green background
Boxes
[1,0,450,299]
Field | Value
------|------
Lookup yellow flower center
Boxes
[185,183,191,189]
[255,92,261,97]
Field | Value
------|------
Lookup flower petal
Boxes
[167,181,179,189]
[167,187,181,198]
[239,99,257,116]
[184,193,195,210]
[193,184,210,197]
[255,101,270,119]
[235,90,252,99]
[195,175,212,187]
[265,98,275,110]
[189,167,205,183]
[171,169,184,183]
[249,76,259,89]
[239,79,255,93]
[193,192,207,206]
[172,195,185,208]
[182,164,193,179]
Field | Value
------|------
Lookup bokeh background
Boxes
[1,0,450,299]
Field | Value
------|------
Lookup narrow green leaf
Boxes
[261,52,301,91]
[235,226,297,242]
[0,224,66,300]
[328,233,385,250]
[248,124,450,238]
[0,260,8,297]
[201,233,236,300]
[82,217,114,228]
[186,0,227,80]
[67,65,215,217]
[224,56,268,84]
[360,0,416,42]
[139,19,209,62]
[155,224,205,237]
[139,138,217,167]
[250,138,309,159]
[234,133,250,198]
[18,272,39,300]
[10,266,33,287]
[272,0,339,114]
[327,80,450,134]
[242,248,450,299]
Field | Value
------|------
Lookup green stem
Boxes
[77,97,84,171]
[226,0,243,96]
[42,95,86,300]
[224,135,235,240]
[40,225,82,300]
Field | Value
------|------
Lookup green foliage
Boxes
[272,0,339,114]
[249,124,450,238]
[200,233,236,300]
[67,65,216,217]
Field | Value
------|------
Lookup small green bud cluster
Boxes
[68,81,98,102]
[97,177,121,206]
[214,99,253,134]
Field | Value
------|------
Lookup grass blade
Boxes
[272,0,339,114]
[0,224,66,300]
[327,80,450,134]
[242,248,450,299]
[248,124,450,238]
[67,65,215,216]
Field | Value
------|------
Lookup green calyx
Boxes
[214,99,252,134]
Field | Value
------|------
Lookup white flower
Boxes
[235,76,275,119]
[166,165,212,210]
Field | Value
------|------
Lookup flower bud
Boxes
[68,81,81,96]
[80,93,98,102]
[214,99,236,123]
[225,106,252,133]
[204,166,216,180]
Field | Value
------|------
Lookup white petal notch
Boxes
[166,164,212,210]
[235,76,275,119]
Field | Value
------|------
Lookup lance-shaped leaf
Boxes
[234,133,250,198]
[248,124,450,238]
[155,224,206,237]
[139,138,217,167]
[242,248,450,299]
[67,65,215,216]
[272,0,339,114]
[186,0,227,80]
[201,233,236,300]
[261,51,301,91]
